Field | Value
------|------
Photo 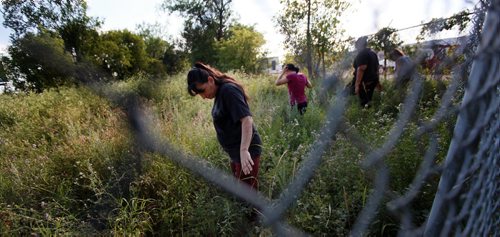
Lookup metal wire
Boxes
[424,1,499,236]
[124,1,498,235]
[61,0,498,235]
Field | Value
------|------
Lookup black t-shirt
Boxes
[212,83,262,162]
[353,48,380,83]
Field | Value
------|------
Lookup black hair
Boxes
[355,36,368,49]
[187,62,249,99]
[187,67,210,96]
[285,63,299,73]
[390,49,404,58]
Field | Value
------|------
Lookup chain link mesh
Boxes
[124,1,497,236]
[70,1,499,236]
[424,1,499,236]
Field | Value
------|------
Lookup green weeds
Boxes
[0,73,455,236]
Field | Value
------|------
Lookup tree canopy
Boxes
[0,0,438,92]
[216,24,266,73]
[8,31,76,92]
[1,0,101,58]
[418,10,473,40]
[1,0,192,91]
[1,0,99,38]
[276,0,350,79]
[369,27,403,56]
[161,0,234,65]
[87,30,148,80]
[160,0,268,72]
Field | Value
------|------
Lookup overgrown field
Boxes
[0,72,456,236]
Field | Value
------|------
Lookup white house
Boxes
[261,56,281,74]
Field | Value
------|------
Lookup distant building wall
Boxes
[261,56,281,74]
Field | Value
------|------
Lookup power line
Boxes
[361,8,484,38]
[396,9,482,32]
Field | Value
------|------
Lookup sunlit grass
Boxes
[0,72,455,235]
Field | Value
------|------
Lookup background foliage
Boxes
[1,0,268,92]
[276,0,351,79]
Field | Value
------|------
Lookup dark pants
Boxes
[231,155,261,222]
[297,102,308,115]
[291,102,308,115]
[359,81,377,107]
[230,155,260,190]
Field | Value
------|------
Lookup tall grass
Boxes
[0,72,455,236]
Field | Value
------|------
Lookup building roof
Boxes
[413,35,470,47]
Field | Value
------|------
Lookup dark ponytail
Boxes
[286,63,300,73]
[187,66,210,96]
[187,62,249,100]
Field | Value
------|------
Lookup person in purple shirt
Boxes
[275,63,313,115]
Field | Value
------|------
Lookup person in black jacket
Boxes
[187,62,262,191]
[352,36,381,107]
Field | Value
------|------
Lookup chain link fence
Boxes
[11,0,495,235]
[112,1,498,236]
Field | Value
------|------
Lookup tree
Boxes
[276,0,350,79]
[216,24,266,73]
[58,18,101,62]
[161,0,234,64]
[418,10,473,41]
[88,30,148,79]
[136,23,188,76]
[1,0,101,60]
[8,31,75,92]
[137,23,171,76]
[136,23,170,60]
[369,27,403,79]
[162,44,189,75]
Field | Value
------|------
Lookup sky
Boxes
[0,0,478,58]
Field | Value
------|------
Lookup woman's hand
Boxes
[239,116,254,175]
[240,150,254,175]
[355,65,366,95]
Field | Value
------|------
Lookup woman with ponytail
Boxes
[187,62,262,193]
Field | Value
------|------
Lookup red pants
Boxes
[230,156,260,191]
